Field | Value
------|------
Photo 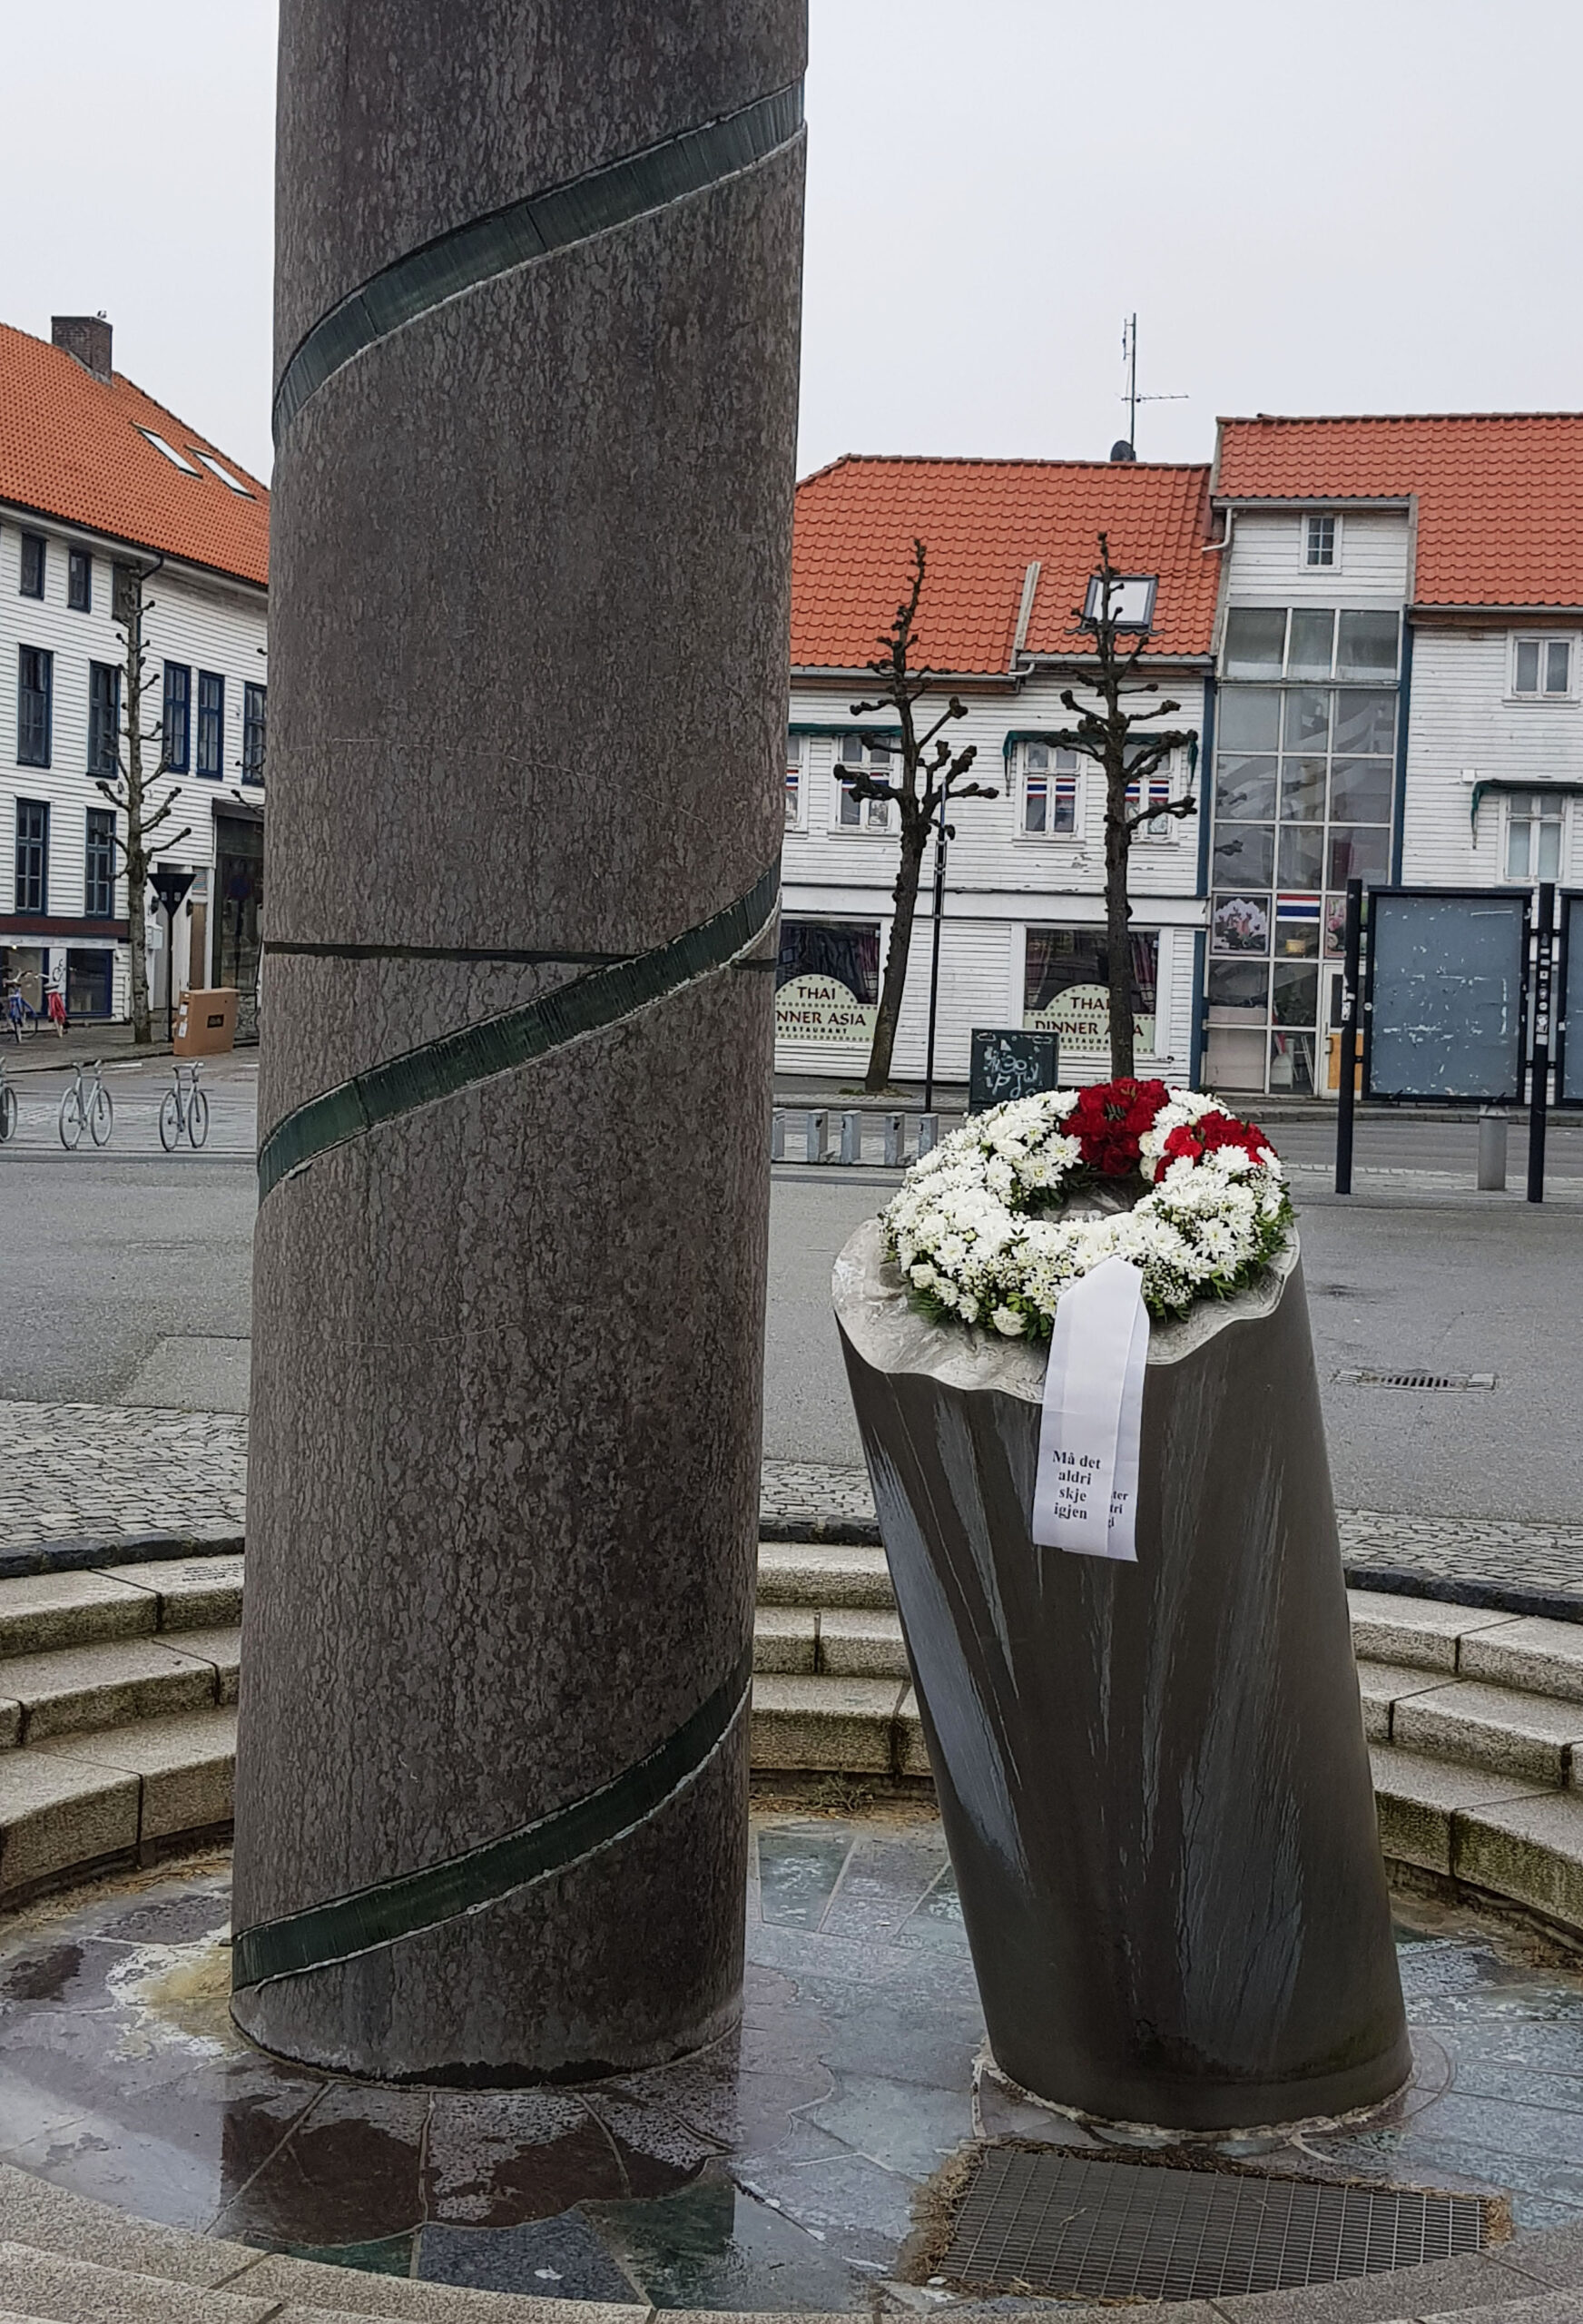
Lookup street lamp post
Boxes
[923,790,950,1115]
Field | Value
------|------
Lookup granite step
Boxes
[1371,1743,1583,1930]
[752,1605,908,1679]
[0,1629,240,1748]
[0,1554,242,1659]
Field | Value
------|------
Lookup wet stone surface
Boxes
[0,1811,1579,2306]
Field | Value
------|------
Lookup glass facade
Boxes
[1205,606,1400,1094]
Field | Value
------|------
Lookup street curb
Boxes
[1342,1561,1583,1627]
[0,1531,244,1581]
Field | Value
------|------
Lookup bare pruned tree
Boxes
[1044,533,1199,1078]
[843,540,998,1093]
[100,560,191,1044]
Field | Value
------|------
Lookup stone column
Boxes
[231,3,805,2081]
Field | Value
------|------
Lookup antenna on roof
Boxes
[1116,314,1187,458]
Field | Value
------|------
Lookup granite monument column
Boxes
[231,3,805,2080]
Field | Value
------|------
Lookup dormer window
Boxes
[1082,574,1156,633]
[1303,515,1336,567]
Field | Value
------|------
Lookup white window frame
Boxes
[783,734,807,833]
[1508,634,1578,704]
[1126,751,1178,843]
[1501,789,1568,882]
[831,734,896,836]
[1303,513,1339,569]
[1018,742,1082,841]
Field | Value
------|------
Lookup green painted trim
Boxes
[274,83,804,439]
[231,1640,754,1992]
[257,862,780,1201]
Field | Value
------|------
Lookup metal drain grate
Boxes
[941,2148,1486,2303]
[1335,1368,1496,1391]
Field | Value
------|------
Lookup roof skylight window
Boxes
[135,428,201,474]
[191,449,254,497]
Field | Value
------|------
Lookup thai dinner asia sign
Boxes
[774,973,877,1046]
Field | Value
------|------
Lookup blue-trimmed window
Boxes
[67,547,92,612]
[15,801,48,914]
[196,671,223,777]
[17,646,52,767]
[1023,743,1079,835]
[88,661,121,778]
[18,533,44,600]
[241,681,267,783]
[162,663,191,772]
[85,809,116,919]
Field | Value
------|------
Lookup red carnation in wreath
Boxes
[1154,1111,1274,1183]
[1067,1078,1172,1179]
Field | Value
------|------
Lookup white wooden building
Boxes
[782,457,1221,1088]
[0,316,268,1031]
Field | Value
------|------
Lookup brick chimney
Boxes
[52,315,113,383]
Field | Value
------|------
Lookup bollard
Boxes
[883,1112,905,1167]
[771,1110,786,1162]
[839,1110,862,1166]
[1478,1106,1509,1192]
[918,1114,939,1156]
[806,1109,828,1165]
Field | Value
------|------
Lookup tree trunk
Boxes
[1105,763,1136,1080]
[127,868,152,1046]
[865,825,929,1094]
[122,602,153,1046]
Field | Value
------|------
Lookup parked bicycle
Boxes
[160,1061,209,1151]
[0,1059,15,1144]
[58,1060,113,1150]
[2,974,41,1043]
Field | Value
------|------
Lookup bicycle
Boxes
[2,976,41,1043]
[58,1060,113,1150]
[0,1059,15,1144]
[160,1061,209,1152]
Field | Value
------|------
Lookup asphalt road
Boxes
[2,1058,1579,1524]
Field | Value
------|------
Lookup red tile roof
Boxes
[792,455,1217,675]
[0,322,268,588]
[1216,414,1583,609]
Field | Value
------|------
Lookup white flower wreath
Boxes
[882,1082,1293,1336]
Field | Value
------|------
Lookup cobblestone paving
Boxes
[0,1401,246,1549]
[3,1409,1579,1602]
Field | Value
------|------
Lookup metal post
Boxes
[164,904,178,1047]
[1529,881,1555,1205]
[918,1113,939,1157]
[1477,1107,1509,1192]
[806,1109,828,1166]
[1334,877,1362,1196]
[839,1110,861,1166]
[923,793,949,1114]
[882,1112,904,1167]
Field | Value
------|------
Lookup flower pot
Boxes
[834,1219,1410,2132]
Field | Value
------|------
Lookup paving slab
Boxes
[0,1574,155,1659]
[1368,1745,1549,1875]
[237,2251,649,2321]
[0,1756,138,1893]
[1392,1680,1583,1786]
[1458,1618,1583,1706]
[98,1556,245,1632]
[1421,2293,1583,2322]
[34,1709,237,1839]
[750,1675,904,1772]
[817,1609,909,1679]
[1208,2250,1557,2319]
[1346,1592,1519,1676]
[752,1609,817,1676]
[0,1639,218,1742]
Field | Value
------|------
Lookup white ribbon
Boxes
[1031,1255,1149,1562]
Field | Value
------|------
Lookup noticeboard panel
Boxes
[968,1028,1059,1114]
[1364,890,1529,1103]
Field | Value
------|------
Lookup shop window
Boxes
[1023,926,1158,1059]
[774,919,880,1046]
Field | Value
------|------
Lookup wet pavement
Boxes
[0,1804,1578,2307]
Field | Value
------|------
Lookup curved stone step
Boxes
[0,1630,240,1748]
[0,1558,243,1659]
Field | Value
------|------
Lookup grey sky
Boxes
[5,2,1580,486]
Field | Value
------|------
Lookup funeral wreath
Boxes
[882,1078,1292,1335]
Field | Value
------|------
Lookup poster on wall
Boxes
[1023,928,1158,1058]
[775,919,880,1047]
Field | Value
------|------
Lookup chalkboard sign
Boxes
[968,1028,1059,1113]
[1558,893,1583,1106]
[1365,890,1529,1103]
